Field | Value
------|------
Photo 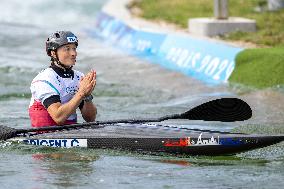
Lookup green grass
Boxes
[130,0,213,27]
[229,46,284,88]
[131,0,284,47]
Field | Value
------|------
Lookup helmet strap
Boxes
[51,51,73,70]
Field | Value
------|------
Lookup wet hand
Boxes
[78,70,96,97]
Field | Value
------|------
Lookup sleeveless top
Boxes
[29,65,84,127]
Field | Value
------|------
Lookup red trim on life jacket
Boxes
[29,100,76,127]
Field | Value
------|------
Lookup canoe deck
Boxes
[15,123,284,156]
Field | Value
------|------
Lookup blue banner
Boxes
[158,35,244,83]
[131,31,166,56]
[89,11,244,84]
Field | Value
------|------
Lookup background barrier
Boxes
[89,11,244,84]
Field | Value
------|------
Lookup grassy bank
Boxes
[229,46,284,89]
[130,0,284,88]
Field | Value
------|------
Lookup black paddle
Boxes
[0,97,252,140]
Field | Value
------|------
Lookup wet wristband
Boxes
[84,95,93,102]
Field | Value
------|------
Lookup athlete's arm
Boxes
[47,92,85,125]
[47,70,96,125]
[80,70,97,122]
[80,100,97,122]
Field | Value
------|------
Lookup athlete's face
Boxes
[53,43,77,66]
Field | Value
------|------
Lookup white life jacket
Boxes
[29,66,84,127]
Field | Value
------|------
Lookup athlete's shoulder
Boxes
[36,67,56,76]
[32,68,58,83]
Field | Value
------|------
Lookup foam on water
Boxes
[0,0,106,28]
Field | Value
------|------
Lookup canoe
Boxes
[10,123,284,156]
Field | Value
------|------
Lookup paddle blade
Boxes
[180,98,252,122]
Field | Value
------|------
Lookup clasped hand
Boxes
[78,70,96,97]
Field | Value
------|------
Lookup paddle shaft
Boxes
[14,116,177,134]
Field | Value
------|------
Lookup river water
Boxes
[0,0,284,188]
